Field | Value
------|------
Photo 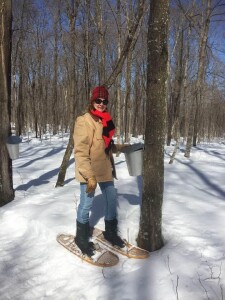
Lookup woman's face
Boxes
[93,98,108,112]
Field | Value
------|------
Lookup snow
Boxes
[0,135,225,300]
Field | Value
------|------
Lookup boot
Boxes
[103,219,125,248]
[75,221,95,257]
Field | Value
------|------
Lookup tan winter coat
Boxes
[73,112,116,183]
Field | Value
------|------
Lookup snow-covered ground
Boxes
[0,134,225,300]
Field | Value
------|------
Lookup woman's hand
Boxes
[86,176,97,194]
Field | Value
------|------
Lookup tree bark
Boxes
[184,0,211,157]
[96,0,105,83]
[0,0,14,206]
[52,3,60,135]
[168,28,184,164]
[84,0,91,101]
[115,0,122,143]
[181,25,191,139]
[55,0,79,187]
[137,0,169,251]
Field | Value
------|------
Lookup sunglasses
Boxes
[95,99,108,105]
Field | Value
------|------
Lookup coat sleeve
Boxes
[73,116,94,180]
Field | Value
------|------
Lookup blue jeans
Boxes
[77,181,117,224]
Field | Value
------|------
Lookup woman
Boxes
[73,85,126,257]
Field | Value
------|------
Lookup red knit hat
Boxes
[90,86,109,102]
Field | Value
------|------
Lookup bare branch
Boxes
[210,18,225,22]
[211,11,225,17]
[211,0,225,14]
[104,0,146,88]
[198,273,210,300]
[176,275,179,300]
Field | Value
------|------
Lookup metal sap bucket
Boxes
[6,136,22,160]
[123,143,143,176]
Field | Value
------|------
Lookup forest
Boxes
[10,0,225,144]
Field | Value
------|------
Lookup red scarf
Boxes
[90,109,115,153]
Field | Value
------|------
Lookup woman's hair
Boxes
[87,103,94,112]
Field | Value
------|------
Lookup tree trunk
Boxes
[16,54,24,136]
[115,0,122,144]
[124,1,133,142]
[96,0,105,83]
[168,28,184,163]
[124,48,132,142]
[181,25,191,139]
[184,0,211,156]
[84,0,91,101]
[0,0,14,206]
[56,132,74,186]
[52,4,60,135]
[137,0,169,251]
[55,0,79,187]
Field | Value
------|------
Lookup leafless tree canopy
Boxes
[10,0,225,145]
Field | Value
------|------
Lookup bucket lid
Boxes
[7,136,22,144]
[122,143,144,153]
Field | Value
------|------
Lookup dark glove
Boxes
[86,176,97,193]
